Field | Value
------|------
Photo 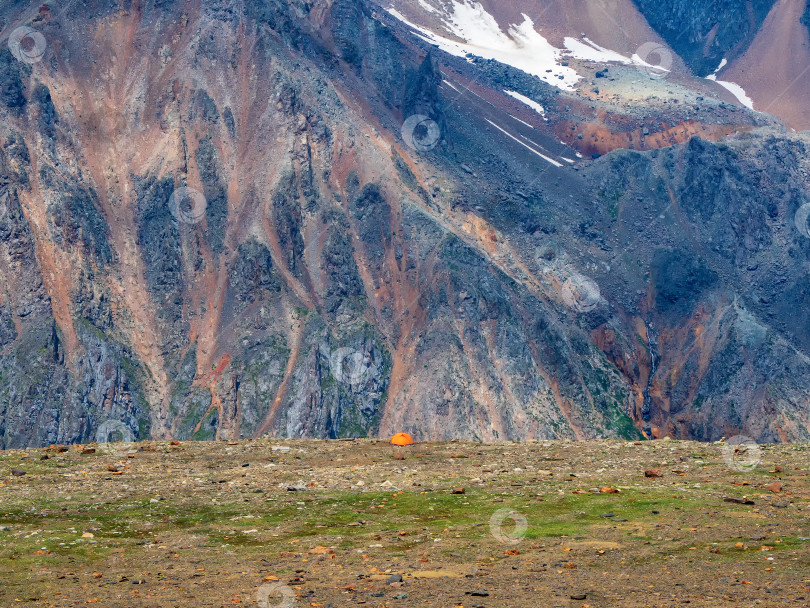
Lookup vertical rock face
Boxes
[0,0,807,448]
[631,0,779,75]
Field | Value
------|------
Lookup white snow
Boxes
[507,113,534,128]
[567,37,670,74]
[706,75,755,110]
[417,0,437,13]
[714,58,728,73]
[392,2,679,96]
[504,90,547,119]
[388,3,580,90]
[442,79,461,93]
[485,119,563,167]
[564,37,634,64]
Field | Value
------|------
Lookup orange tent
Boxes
[390,432,414,446]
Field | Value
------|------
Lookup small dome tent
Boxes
[390,432,414,446]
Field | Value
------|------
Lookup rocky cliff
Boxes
[0,0,808,448]
[632,0,779,75]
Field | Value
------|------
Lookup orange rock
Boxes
[600,487,619,493]
[644,469,663,478]
[764,482,781,493]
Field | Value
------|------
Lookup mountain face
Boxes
[631,0,779,76]
[0,0,808,449]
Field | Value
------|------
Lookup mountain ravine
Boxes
[0,0,809,448]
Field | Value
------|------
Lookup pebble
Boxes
[386,574,403,584]
[11,469,26,477]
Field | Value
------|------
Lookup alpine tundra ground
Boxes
[1,438,809,607]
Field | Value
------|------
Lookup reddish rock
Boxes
[644,469,663,478]
[451,487,466,494]
[764,482,782,493]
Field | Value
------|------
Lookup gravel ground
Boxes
[1,437,809,607]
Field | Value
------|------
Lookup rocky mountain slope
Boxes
[0,0,808,448]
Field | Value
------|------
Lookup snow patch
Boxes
[388,3,579,90]
[390,2,675,91]
[504,90,547,119]
[507,113,534,129]
[564,37,635,64]
[706,75,755,110]
[417,0,437,13]
[485,119,563,167]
